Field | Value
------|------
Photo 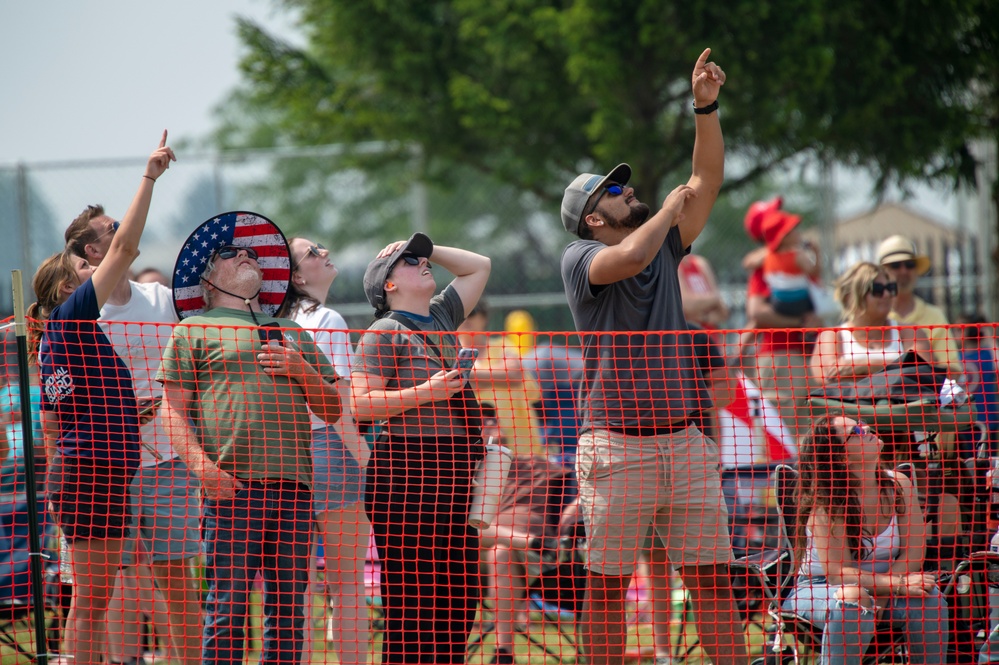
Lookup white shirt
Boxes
[99,281,178,467]
[289,303,352,430]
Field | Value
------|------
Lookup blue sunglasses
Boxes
[94,220,121,242]
[585,182,626,217]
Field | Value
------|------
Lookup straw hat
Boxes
[876,235,931,276]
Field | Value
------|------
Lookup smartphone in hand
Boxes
[453,348,479,378]
[257,322,284,345]
[138,397,162,419]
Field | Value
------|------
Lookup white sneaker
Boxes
[655,657,674,665]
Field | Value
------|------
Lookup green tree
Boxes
[214,0,996,299]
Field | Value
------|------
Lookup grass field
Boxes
[1,584,791,665]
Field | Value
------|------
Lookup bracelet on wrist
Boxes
[143,175,157,183]
[693,100,719,115]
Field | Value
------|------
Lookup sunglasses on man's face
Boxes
[399,255,432,270]
[869,281,899,298]
[585,183,626,217]
[885,259,918,271]
[94,220,121,242]
[214,245,259,261]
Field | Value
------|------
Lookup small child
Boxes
[760,210,820,317]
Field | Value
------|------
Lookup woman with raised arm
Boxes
[784,415,947,665]
[277,237,370,665]
[27,132,175,665]
[350,233,490,664]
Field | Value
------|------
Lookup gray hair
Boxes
[200,258,218,308]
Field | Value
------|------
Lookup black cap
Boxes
[362,233,434,316]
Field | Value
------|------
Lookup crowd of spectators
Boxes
[2,60,997,665]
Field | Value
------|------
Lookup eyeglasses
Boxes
[94,220,120,242]
[585,182,626,218]
[869,281,899,298]
[848,422,872,439]
[398,254,432,270]
[885,259,918,271]
[213,245,259,261]
[293,243,328,269]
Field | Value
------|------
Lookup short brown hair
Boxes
[64,204,106,258]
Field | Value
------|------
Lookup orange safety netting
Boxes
[1,318,997,664]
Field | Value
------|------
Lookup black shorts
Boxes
[48,454,135,543]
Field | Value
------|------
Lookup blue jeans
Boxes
[783,577,948,665]
[981,624,999,663]
[201,481,312,665]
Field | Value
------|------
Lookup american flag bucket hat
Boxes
[171,211,291,320]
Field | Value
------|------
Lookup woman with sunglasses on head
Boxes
[276,237,370,665]
[785,415,947,665]
[810,261,932,382]
[350,233,490,664]
[26,132,175,665]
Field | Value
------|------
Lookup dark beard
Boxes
[605,201,650,230]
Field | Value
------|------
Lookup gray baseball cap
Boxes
[362,232,434,316]
[560,163,632,235]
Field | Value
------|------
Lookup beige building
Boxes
[824,203,979,318]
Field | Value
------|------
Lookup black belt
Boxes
[605,412,702,438]
[248,478,309,493]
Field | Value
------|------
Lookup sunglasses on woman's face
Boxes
[304,243,326,258]
[869,281,898,298]
[849,422,872,439]
[399,254,432,270]
[214,245,259,261]
[294,243,329,269]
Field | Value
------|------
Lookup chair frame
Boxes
[736,464,910,665]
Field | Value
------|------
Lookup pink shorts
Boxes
[575,425,732,575]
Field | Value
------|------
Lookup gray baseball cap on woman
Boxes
[560,163,631,235]
[362,232,434,316]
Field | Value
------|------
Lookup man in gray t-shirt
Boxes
[558,49,745,665]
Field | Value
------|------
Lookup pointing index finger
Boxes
[695,48,711,70]
[159,129,168,148]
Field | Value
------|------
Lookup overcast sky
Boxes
[0,1,963,240]
[0,0,296,164]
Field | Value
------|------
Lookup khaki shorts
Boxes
[575,425,732,575]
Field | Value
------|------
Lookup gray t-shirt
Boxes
[560,226,711,430]
[352,285,468,439]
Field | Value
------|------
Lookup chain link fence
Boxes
[0,145,990,329]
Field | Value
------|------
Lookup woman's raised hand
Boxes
[145,129,176,182]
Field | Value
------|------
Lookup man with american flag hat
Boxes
[156,211,342,665]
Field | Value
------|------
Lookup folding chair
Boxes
[0,492,59,663]
[743,464,912,665]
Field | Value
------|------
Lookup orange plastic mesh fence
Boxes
[2,317,997,664]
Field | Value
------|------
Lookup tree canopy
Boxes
[214,0,997,300]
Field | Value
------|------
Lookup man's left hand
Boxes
[692,47,726,107]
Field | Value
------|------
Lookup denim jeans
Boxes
[783,577,948,665]
[201,481,312,665]
[981,624,999,663]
